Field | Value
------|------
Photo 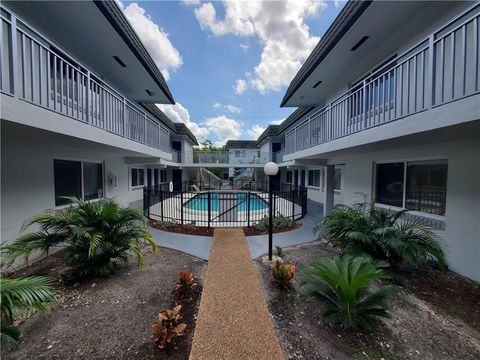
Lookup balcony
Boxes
[285,4,480,155]
[183,151,272,165]
[0,6,170,153]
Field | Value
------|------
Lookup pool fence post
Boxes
[180,191,184,225]
[207,191,211,228]
[247,191,251,227]
[291,189,295,221]
[160,189,164,222]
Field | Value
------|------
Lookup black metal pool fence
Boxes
[143,181,307,228]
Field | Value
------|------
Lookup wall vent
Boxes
[351,36,369,51]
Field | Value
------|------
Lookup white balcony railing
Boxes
[0,6,170,153]
[184,151,272,165]
[285,4,480,155]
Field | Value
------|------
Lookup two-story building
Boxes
[0,1,198,246]
[271,0,479,282]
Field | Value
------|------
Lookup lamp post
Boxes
[264,161,279,261]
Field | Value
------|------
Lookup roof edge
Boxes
[93,0,175,104]
[280,0,372,107]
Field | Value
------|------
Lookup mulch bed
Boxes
[243,223,302,236]
[393,266,480,332]
[149,220,214,236]
[2,247,207,360]
[149,219,301,237]
[255,241,480,360]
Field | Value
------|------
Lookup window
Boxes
[375,162,404,207]
[286,170,293,184]
[235,150,240,157]
[54,159,103,206]
[308,170,321,187]
[375,160,447,215]
[131,168,145,187]
[406,160,447,215]
[334,168,342,191]
[83,162,103,201]
[160,170,167,183]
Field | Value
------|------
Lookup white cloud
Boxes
[212,102,242,114]
[240,43,249,52]
[334,0,346,9]
[203,115,242,145]
[192,1,325,94]
[246,124,266,139]
[122,2,182,80]
[234,79,247,95]
[182,0,201,5]
[271,118,285,125]
[156,103,209,140]
[225,104,241,114]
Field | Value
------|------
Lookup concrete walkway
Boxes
[189,228,284,360]
[149,226,212,260]
[246,200,324,258]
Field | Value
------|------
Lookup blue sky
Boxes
[121,1,344,146]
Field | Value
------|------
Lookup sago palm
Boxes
[1,276,55,342]
[301,255,401,329]
[315,203,445,268]
[3,197,157,280]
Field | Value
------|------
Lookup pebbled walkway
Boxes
[189,228,284,360]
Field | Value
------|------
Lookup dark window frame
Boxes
[53,159,104,206]
[374,160,448,216]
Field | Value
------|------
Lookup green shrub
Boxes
[154,221,177,228]
[1,276,55,342]
[301,255,401,330]
[274,245,285,258]
[314,203,445,268]
[3,197,157,280]
[183,221,196,231]
[254,214,295,233]
[271,260,296,287]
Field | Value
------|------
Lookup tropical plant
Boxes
[176,270,196,297]
[3,197,157,280]
[1,276,55,342]
[271,260,296,287]
[152,304,187,349]
[274,245,285,258]
[314,203,445,268]
[254,214,295,233]
[301,255,402,329]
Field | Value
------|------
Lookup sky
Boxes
[120,0,345,146]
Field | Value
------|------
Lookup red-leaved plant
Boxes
[176,270,195,297]
[152,305,187,349]
[272,260,296,287]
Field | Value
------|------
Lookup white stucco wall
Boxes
[1,124,148,248]
[309,136,480,282]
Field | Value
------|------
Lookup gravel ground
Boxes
[254,241,480,360]
[2,247,207,360]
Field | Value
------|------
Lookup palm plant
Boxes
[3,197,157,280]
[315,203,445,268]
[301,255,401,329]
[1,276,55,342]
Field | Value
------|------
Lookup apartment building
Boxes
[270,1,480,281]
[0,1,197,245]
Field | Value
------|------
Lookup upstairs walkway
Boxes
[189,228,284,360]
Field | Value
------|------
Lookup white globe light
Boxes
[264,162,279,176]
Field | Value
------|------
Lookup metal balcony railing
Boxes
[184,151,273,164]
[285,4,480,155]
[0,6,171,153]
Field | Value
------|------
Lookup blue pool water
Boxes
[185,192,268,212]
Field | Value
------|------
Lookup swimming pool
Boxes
[185,192,268,212]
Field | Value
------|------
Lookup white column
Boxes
[324,165,335,216]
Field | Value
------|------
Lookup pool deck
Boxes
[149,200,323,260]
